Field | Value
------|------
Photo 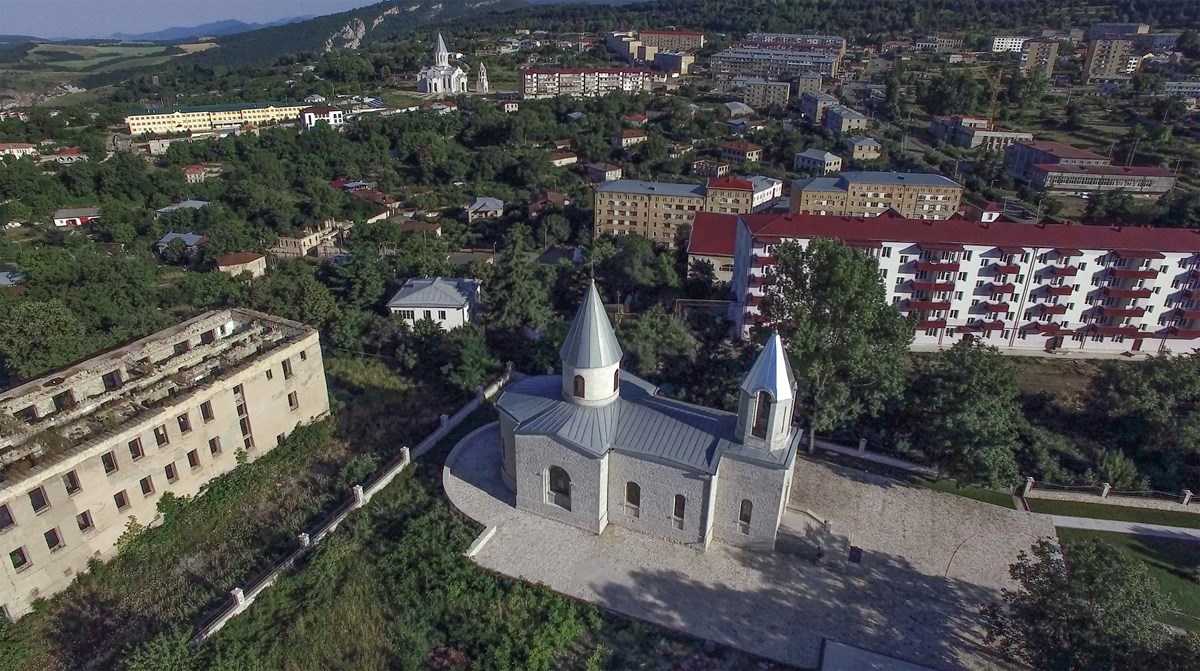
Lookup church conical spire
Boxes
[560,281,623,369]
[741,332,795,401]
[434,33,449,67]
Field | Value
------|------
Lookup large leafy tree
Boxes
[0,299,92,382]
[618,304,697,379]
[762,238,912,449]
[904,339,1022,487]
[982,537,1198,671]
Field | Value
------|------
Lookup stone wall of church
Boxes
[605,451,710,547]
[499,412,518,492]
[712,455,791,551]
[513,433,607,534]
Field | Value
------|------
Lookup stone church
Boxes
[496,281,801,551]
[417,34,468,94]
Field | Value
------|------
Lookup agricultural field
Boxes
[0,41,216,95]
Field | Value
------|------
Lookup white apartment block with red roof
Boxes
[729,212,1200,356]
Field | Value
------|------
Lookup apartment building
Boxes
[794,72,824,95]
[692,159,731,178]
[1087,23,1150,40]
[799,91,839,125]
[823,104,868,136]
[730,76,792,108]
[1006,140,1176,197]
[1162,80,1200,101]
[929,115,1034,152]
[520,67,653,99]
[729,212,1200,358]
[991,36,1031,52]
[0,309,329,618]
[1084,37,1138,82]
[793,148,842,174]
[1020,39,1060,78]
[124,102,306,135]
[710,47,841,85]
[593,176,780,244]
[742,33,847,57]
[790,171,963,220]
[638,29,705,52]
[652,51,695,75]
[914,36,964,52]
[721,140,764,163]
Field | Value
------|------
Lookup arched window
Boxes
[613,369,620,393]
[573,375,585,398]
[752,390,772,439]
[672,494,686,530]
[739,499,753,534]
[624,481,640,518]
[547,466,571,511]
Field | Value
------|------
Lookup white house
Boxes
[299,105,345,130]
[386,277,481,330]
[0,143,37,159]
[52,206,101,227]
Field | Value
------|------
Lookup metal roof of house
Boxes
[155,200,210,214]
[387,277,480,309]
[847,136,882,147]
[52,206,101,219]
[468,196,505,213]
[797,148,840,161]
[155,232,207,249]
[795,171,961,191]
[560,281,623,369]
[596,180,706,197]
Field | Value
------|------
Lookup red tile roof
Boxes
[687,212,739,257]
[706,176,754,191]
[1016,141,1107,161]
[216,252,264,266]
[1034,162,1175,177]
[740,212,1200,254]
[722,140,763,153]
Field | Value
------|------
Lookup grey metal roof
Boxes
[826,104,867,120]
[560,281,623,368]
[797,148,839,161]
[387,276,479,309]
[155,232,207,249]
[497,373,739,473]
[750,176,782,192]
[793,176,842,191]
[468,196,505,213]
[839,171,961,188]
[848,136,882,147]
[802,92,839,102]
[740,332,796,402]
[595,180,706,197]
[52,207,101,219]
[155,200,210,214]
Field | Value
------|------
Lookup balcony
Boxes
[1173,309,1200,320]
[1055,247,1083,258]
[960,320,1006,332]
[748,274,775,288]
[1024,322,1072,336]
[1079,324,1152,338]
[1108,268,1158,280]
[907,300,951,311]
[992,263,1021,275]
[1111,249,1165,260]
[916,319,947,329]
[1098,306,1146,319]
[1100,287,1152,299]
[1038,304,1068,315]
[914,260,960,273]
[750,255,776,268]
[1042,285,1074,296]
[911,280,955,292]
[987,283,1016,296]
[981,302,1010,313]
[1046,265,1078,277]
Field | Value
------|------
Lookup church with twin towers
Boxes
[417,33,488,95]
[496,281,802,551]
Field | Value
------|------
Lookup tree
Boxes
[0,299,92,382]
[618,304,697,378]
[982,538,1173,671]
[904,340,1021,487]
[123,629,204,671]
[487,224,551,329]
[330,246,387,309]
[762,238,913,449]
[441,325,500,392]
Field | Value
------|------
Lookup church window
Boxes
[752,391,772,439]
[739,499,753,534]
[613,369,620,393]
[547,466,571,511]
[672,495,686,530]
[624,482,640,518]
[573,375,585,398]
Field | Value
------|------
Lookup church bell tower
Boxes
[559,280,623,407]
[735,332,796,452]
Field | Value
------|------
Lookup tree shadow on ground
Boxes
[591,522,1013,671]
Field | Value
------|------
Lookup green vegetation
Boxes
[920,478,1016,509]
[1028,499,1200,530]
[983,537,1200,669]
[1056,529,1200,633]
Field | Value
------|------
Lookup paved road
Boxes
[1046,515,1200,541]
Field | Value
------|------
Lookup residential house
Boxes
[823,105,868,136]
[270,220,350,259]
[467,197,505,223]
[692,159,731,178]
[929,116,1033,152]
[386,277,482,330]
[720,140,763,163]
[586,162,623,182]
[622,112,648,127]
[529,191,570,218]
[154,232,208,256]
[793,148,842,174]
[0,143,37,159]
[722,101,755,118]
[844,136,883,161]
[612,129,649,148]
[686,212,739,283]
[215,252,267,278]
[799,91,838,125]
[730,76,791,108]
[299,105,345,130]
[52,206,101,228]
[548,151,579,167]
[183,165,207,184]
[46,147,86,164]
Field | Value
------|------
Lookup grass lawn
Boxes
[921,478,1016,509]
[1057,528,1200,632]
[1027,498,1200,530]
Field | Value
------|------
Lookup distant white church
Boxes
[418,34,468,94]
[496,281,802,552]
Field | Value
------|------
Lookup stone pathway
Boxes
[443,423,1029,671]
[1045,515,1200,541]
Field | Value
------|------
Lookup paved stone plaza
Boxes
[444,423,1050,671]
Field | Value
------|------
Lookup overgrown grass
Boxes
[1057,529,1200,633]
[1027,498,1200,530]
[921,478,1017,509]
